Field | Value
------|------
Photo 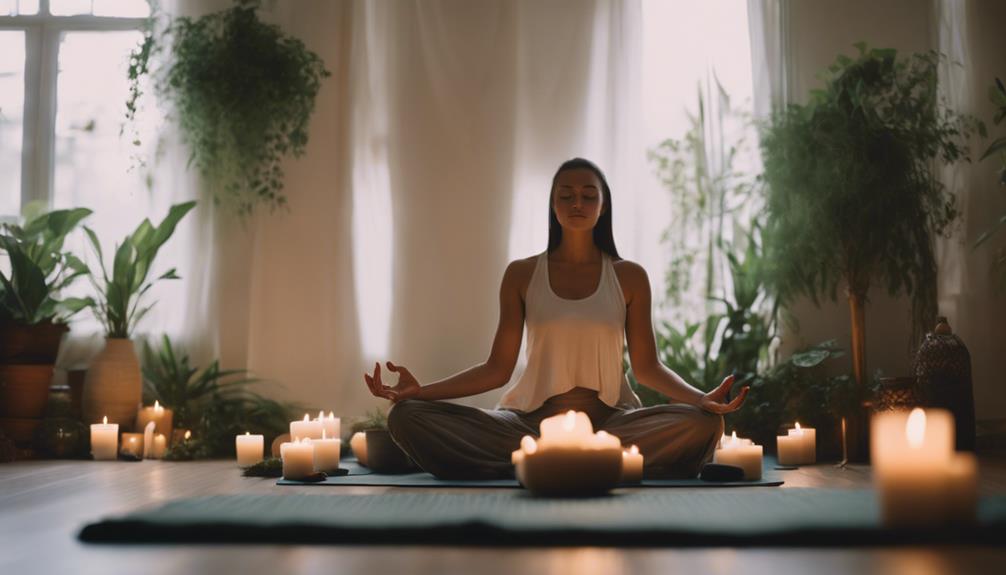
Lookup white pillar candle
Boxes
[120,433,144,458]
[313,432,342,473]
[235,432,264,467]
[777,422,816,465]
[513,412,624,495]
[290,413,324,440]
[317,411,341,441]
[281,438,316,480]
[136,400,173,440]
[872,408,975,526]
[620,445,644,484]
[90,416,119,460]
[713,432,763,480]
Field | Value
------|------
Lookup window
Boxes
[0,0,151,219]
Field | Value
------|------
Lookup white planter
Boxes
[82,338,142,429]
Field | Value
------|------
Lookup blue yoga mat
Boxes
[79,489,1006,546]
[275,458,784,487]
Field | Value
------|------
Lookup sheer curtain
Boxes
[58,0,765,416]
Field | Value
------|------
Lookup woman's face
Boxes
[552,168,605,232]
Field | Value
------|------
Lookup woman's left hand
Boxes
[698,374,749,414]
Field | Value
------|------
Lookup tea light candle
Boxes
[120,433,144,458]
[313,430,342,473]
[90,416,118,460]
[318,411,341,441]
[512,411,624,495]
[281,438,316,480]
[713,431,763,480]
[290,413,323,440]
[620,445,644,484]
[872,408,976,526]
[235,432,265,467]
[136,400,173,440]
[350,431,368,466]
[777,422,816,465]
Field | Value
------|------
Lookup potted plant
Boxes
[67,201,196,428]
[350,409,413,473]
[759,44,981,457]
[0,207,91,446]
[127,0,330,217]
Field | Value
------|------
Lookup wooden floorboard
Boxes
[2,453,1005,575]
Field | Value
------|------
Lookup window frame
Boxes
[0,0,145,216]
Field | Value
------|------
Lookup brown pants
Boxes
[387,387,723,479]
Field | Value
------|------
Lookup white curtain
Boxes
[59,0,766,417]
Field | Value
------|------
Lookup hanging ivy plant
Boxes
[127,0,330,216]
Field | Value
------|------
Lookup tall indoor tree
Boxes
[759,44,981,424]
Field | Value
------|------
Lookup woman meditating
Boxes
[364,157,749,479]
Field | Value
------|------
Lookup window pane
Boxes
[49,0,92,16]
[0,31,25,217]
[93,0,149,18]
[1,0,38,17]
[50,0,151,17]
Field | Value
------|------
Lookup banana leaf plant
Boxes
[63,201,196,338]
[0,207,92,324]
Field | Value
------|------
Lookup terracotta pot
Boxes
[365,429,413,474]
[0,321,68,364]
[0,417,42,446]
[0,364,55,418]
[82,338,142,429]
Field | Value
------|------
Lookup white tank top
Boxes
[497,251,643,412]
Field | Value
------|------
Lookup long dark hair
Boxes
[547,157,621,259]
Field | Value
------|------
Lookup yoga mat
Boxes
[79,489,1006,547]
[276,459,783,487]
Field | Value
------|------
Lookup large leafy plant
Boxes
[975,77,1006,277]
[142,334,295,458]
[66,201,196,338]
[127,0,330,216]
[0,207,92,325]
[760,44,982,388]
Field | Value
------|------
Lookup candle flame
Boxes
[630,445,639,455]
[102,416,108,424]
[245,431,250,435]
[521,435,538,455]
[328,411,335,419]
[563,410,576,431]
[730,430,738,446]
[303,414,310,422]
[130,437,136,443]
[318,410,324,420]
[906,408,926,449]
[795,422,801,430]
[184,430,191,440]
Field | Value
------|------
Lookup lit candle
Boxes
[872,408,976,526]
[312,429,342,473]
[235,432,265,467]
[620,445,644,484]
[318,411,341,441]
[512,411,624,495]
[350,431,368,467]
[90,416,119,460]
[120,433,144,458]
[290,413,323,440]
[713,431,763,480]
[136,400,173,441]
[280,437,316,480]
[777,422,816,465]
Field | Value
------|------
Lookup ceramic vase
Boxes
[82,338,141,429]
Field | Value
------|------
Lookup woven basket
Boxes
[874,376,920,412]
[913,317,975,451]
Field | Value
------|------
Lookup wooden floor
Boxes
[3,453,1006,575]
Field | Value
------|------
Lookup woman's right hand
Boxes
[364,361,421,403]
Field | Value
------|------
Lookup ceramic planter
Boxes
[82,338,142,429]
